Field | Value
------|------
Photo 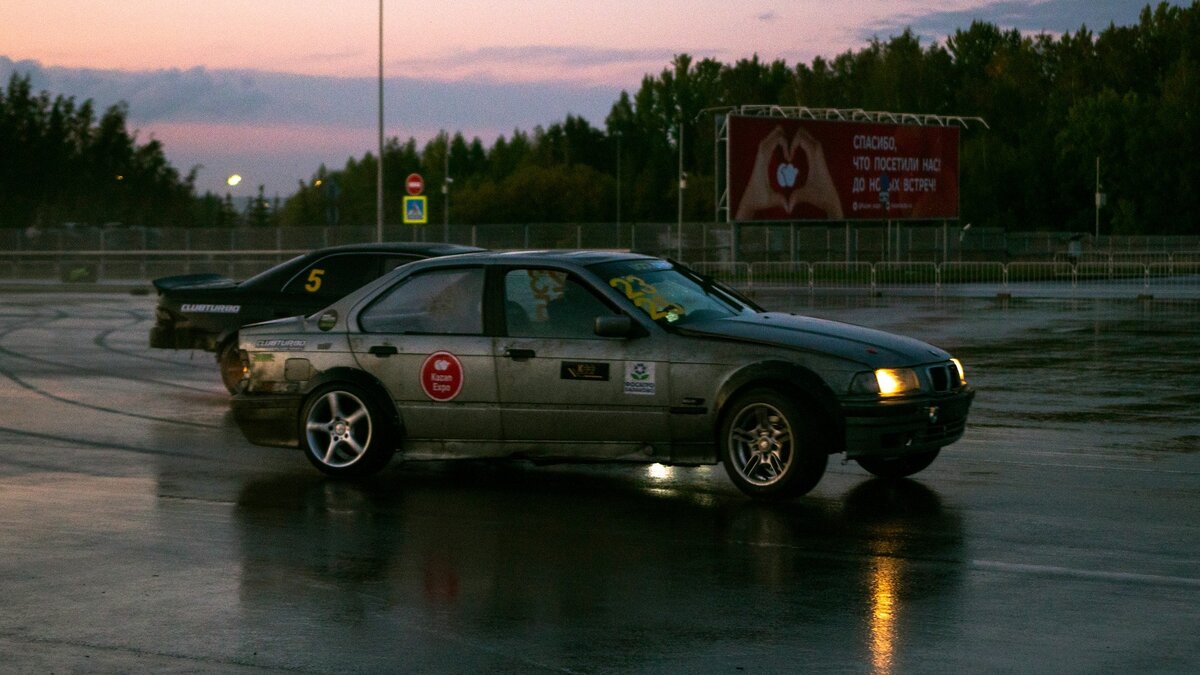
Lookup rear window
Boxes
[282,254,383,298]
[359,268,485,335]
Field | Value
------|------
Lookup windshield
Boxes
[589,259,758,327]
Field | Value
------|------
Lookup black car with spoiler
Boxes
[149,242,482,392]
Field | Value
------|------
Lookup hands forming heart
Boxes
[735,125,844,220]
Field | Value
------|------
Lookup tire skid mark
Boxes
[0,313,217,394]
[0,315,223,429]
[95,312,221,374]
[0,425,211,460]
[0,307,69,327]
[93,306,221,374]
[93,325,216,373]
[0,341,218,395]
[0,362,223,429]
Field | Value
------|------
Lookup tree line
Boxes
[2,2,1196,235]
[0,74,203,230]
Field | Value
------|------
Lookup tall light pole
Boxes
[676,122,685,261]
[615,130,622,235]
[375,0,384,243]
[443,133,452,242]
[1094,155,1102,242]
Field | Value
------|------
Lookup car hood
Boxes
[677,312,950,367]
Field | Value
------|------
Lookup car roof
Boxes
[326,249,665,313]
[296,242,484,258]
[408,249,657,268]
[238,242,484,288]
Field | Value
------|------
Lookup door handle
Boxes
[368,344,398,357]
[504,347,536,360]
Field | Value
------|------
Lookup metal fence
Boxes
[694,261,1200,298]
[4,223,1200,298]
[5,251,1200,298]
[7,223,1200,264]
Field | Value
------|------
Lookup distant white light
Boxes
[226,174,243,187]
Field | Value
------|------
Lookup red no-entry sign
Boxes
[406,173,424,195]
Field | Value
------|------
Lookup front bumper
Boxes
[840,387,975,459]
[231,392,303,449]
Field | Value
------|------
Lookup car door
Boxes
[495,267,671,458]
[348,266,502,451]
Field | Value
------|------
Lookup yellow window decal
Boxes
[609,276,685,321]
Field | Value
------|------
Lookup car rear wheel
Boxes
[856,449,940,478]
[719,388,828,500]
[301,384,394,477]
[217,339,244,394]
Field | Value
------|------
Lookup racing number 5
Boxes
[305,268,325,293]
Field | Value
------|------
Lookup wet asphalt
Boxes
[0,290,1197,673]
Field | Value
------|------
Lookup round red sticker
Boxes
[419,351,463,401]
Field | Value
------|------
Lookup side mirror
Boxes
[594,315,642,338]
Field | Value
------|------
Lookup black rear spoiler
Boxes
[151,273,237,292]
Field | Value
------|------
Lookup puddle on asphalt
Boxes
[799,296,1200,457]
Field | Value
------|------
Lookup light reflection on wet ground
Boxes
[0,291,1197,672]
[789,294,1200,455]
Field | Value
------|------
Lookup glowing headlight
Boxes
[875,368,920,396]
[850,368,921,396]
[950,357,966,384]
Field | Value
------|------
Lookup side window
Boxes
[360,268,485,335]
[283,254,382,298]
[504,269,615,338]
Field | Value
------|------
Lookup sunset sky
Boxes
[1,1,1174,197]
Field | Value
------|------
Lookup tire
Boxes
[856,449,940,479]
[217,339,244,394]
[300,384,394,477]
[719,387,828,500]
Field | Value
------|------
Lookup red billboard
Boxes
[728,115,960,222]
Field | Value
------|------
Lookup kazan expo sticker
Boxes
[420,351,464,401]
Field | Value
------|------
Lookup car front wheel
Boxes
[719,388,828,500]
[300,384,394,477]
[856,449,940,478]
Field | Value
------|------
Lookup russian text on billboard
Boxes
[728,116,960,222]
